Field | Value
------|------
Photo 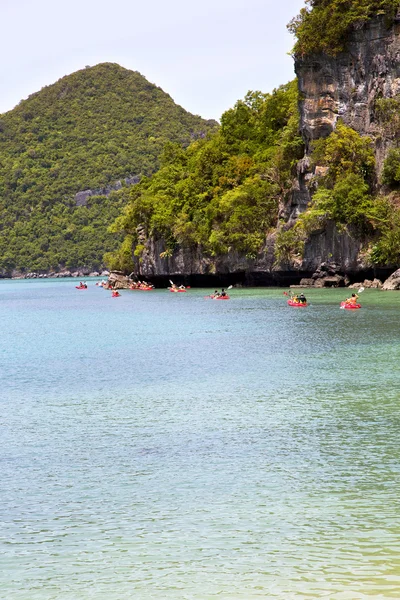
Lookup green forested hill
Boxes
[0,63,217,273]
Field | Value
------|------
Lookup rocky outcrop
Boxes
[75,176,140,206]
[382,269,400,289]
[349,278,383,289]
[107,271,134,289]
[133,229,390,286]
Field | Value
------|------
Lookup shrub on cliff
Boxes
[296,123,377,236]
[311,121,375,184]
[288,0,399,56]
[369,209,400,264]
[382,149,400,186]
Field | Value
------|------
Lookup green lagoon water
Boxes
[1,279,400,599]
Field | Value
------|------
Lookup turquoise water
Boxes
[2,279,400,599]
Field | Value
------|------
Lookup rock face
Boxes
[382,269,400,290]
[75,176,140,206]
[295,15,400,170]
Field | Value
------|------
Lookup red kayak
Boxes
[287,300,307,307]
[169,288,186,293]
[76,286,87,290]
[130,286,154,291]
[213,295,230,300]
[340,302,361,310]
[112,291,121,297]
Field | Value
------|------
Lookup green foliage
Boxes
[133,243,145,257]
[368,197,400,264]
[297,123,377,235]
[376,96,400,187]
[288,0,399,56]
[109,80,304,264]
[104,234,135,272]
[311,121,375,185]
[0,63,217,272]
[382,148,400,186]
[307,173,374,228]
[0,192,127,272]
[375,95,400,138]
[274,225,306,264]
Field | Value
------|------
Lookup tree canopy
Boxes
[288,0,399,56]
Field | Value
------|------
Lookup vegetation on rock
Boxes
[0,63,216,273]
[274,122,397,265]
[107,81,304,270]
[288,0,399,56]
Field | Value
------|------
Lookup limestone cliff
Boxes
[295,14,400,174]
[134,15,400,285]
[284,13,400,271]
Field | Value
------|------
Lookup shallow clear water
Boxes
[2,280,400,599]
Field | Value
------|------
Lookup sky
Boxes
[1,0,305,121]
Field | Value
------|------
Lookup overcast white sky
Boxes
[1,0,305,120]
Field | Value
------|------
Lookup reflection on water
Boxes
[1,281,400,598]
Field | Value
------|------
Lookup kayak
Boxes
[340,302,361,310]
[287,300,307,307]
[76,286,87,289]
[169,288,186,293]
[130,286,154,291]
[112,291,120,297]
[213,295,230,300]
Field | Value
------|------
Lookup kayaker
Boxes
[346,293,359,305]
[179,285,186,290]
[299,293,307,304]
[212,290,220,298]
[220,289,227,297]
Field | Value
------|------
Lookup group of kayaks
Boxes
[77,282,364,307]
[287,299,361,309]
[77,280,233,300]
[286,289,364,309]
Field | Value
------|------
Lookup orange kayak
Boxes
[287,300,307,307]
[340,302,361,309]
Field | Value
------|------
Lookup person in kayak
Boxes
[220,289,227,297]
[345,293,359,305]
[299,293,307,304]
